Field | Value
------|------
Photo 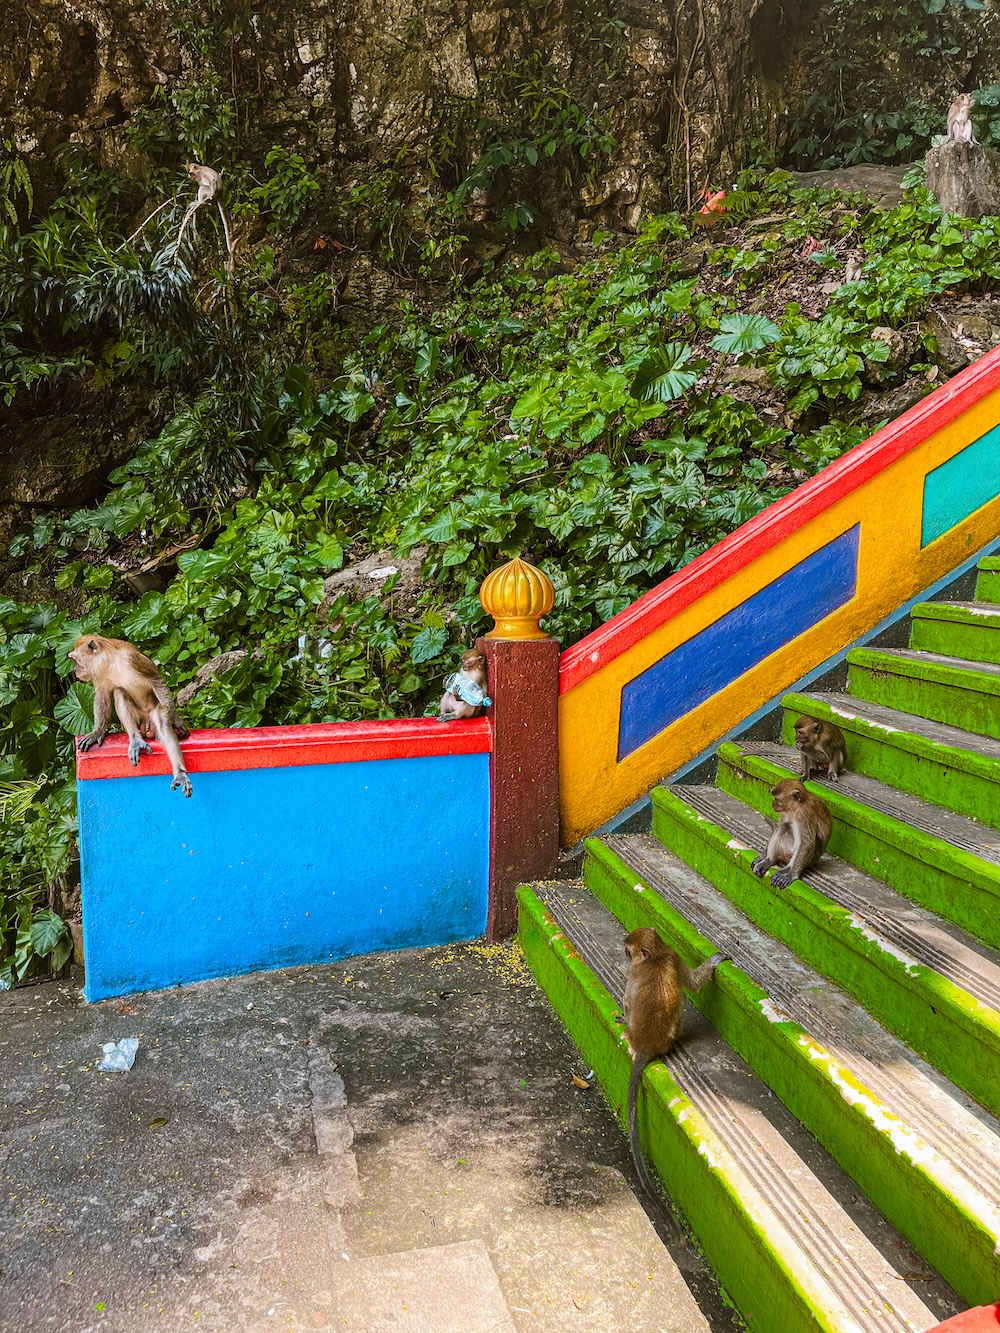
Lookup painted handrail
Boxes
[75,716,492,780]
[558,343,1000,843]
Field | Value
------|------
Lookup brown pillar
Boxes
[478,636,559,940]
[477,557,560,941]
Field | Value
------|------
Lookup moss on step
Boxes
[974,556,1000,604]
[848,646,1000,739]
[716,742,1000,948]
[580,840,1000,1304]
[517,885,925,1331]
[779,690,1000,830]
[647,784,1000,1117]
[910,602,1000,665]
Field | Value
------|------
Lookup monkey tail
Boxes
[628,1055,685,1244]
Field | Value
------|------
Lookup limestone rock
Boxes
[925,142,1000,219]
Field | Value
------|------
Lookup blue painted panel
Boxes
[921,425,1000,547]
[79,753,490,1000]
[618,525,860,760]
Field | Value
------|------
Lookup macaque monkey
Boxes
[947,94,978,145]
[843,250,863,284]
[177,163,233,263]
[793,715,847,782]
[68,635,192,797]
[623,927,726,1233]
[437,649,492,721]
[752,778,831,889]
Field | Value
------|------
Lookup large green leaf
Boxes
[630,343,698,402]
[29,909,69,959]
[710,314,782,356]
[54,682,95,736]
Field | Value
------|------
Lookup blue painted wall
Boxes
[79,753,491,1000]
[922,424,1000,547]
[618,525,860,759]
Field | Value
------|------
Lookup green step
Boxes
[578,839,1000,1305]
[716,742,1000,948]
[848,646,1000,739]
[649,780,1000,1117]
[910,601,1000,664]
[517,880,961,1330]
[780,690,1000,830]
[974,555,1000,604]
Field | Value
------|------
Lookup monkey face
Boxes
[770,778,807,812]
[461,650,485,670]
[68,636,102,680]
[793,717,820,750]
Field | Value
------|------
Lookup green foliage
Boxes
[785,0,992,169]
[250,149,321,234]
[13,170,1000,982]
[0,143,32,224]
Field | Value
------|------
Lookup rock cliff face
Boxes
[0,0,808,540]
[3,0,806,226]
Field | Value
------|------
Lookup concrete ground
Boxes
[0,942,742,1333]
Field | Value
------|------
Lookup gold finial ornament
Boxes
[479,556,555,640]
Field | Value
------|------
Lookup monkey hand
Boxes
[172,773,193,798]
[770,867,797,890]
[78,731,107,752]
[128,736,153,766]
[175,722,191,740]
[751,854,771,877]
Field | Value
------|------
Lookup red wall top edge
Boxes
[75,716,493,780]
[558,343,1000,695]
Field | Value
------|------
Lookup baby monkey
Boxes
[947,93,978,145]
[623,927,726,1234]
[793,714,847,782]
[752,778,831,889]
[437,649,492,721]
[69,634,192,797]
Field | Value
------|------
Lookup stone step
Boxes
[716,741,1000,949]
[847,646,1000,740]
[910,601,1000,665]
[780,690,1000,829]
[649,779,1000,1117]
[974,555,1000,604]
[577,837,1000,1305]
[517,880,964,1332]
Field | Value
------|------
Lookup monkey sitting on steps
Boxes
[752,778,831,889]
[68,634,193,797]
[623,927,726,1238]
[793,715,847,782]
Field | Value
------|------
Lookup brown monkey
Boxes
[752,778,831,889]
[437,650,492,721]
[623,927,726,1232]
[68,635,192,797]
[793,715,847,782]
[947,93,978,144]
[178,163,233,260]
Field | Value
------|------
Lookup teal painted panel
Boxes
[922,426,1000,547]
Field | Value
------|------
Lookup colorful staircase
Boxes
[520,554,1000,1331]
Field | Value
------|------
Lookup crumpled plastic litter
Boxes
[98,1036,139,1072]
